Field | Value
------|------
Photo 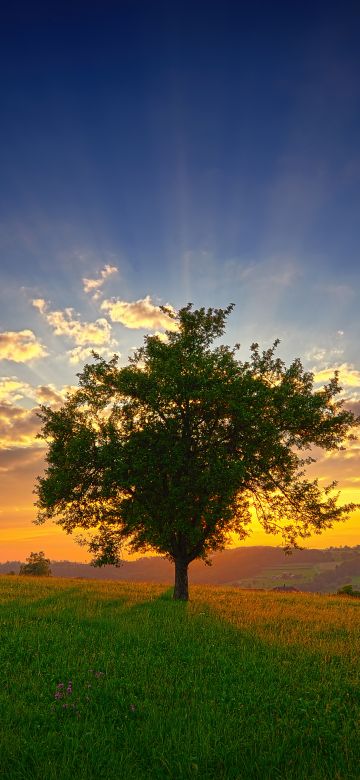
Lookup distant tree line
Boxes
[19,551,52,577]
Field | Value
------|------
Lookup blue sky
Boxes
[0,0,360,559]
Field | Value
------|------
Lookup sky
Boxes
[0,0,360,562]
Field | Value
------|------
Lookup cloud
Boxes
[0,378,29,404]
[0,446,44,474]
[0,378,76,410]
[32,384,76,406]
[223,256,301,291]
[306,346,344,364]
[314,363,360,389]
[0,403,43,449]
[32,299,113,346]
[0,330,47,362]
[83,264,118,294]
[100,295,178,331]
[344,400,360,418]
[32,298,47,314]
[33,385,66,405]
[0,380,75,406]
[152,331,169,343]
[306,443,360,488]
[67,346,118,365]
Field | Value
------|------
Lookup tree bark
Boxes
[173,557,189,601]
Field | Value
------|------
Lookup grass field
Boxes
[0,577,359,779]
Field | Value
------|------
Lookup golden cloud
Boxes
[0,330,47,362]
[314,363,360,389]
[83,264,118,294]
[32,298,47,314]
[32,299,113,346]
[0,377,28,403]
[100,295,178,331]
[0,378,76,410]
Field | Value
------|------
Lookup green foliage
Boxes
[19,551,52,577]
[35,304,359,598]
[337,584,360,597]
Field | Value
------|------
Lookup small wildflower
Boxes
[130,704,136,713]
[66,681,73,695]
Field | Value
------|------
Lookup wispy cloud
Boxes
[100,295,178,331]
[223,256,301,289]
[32,299,113,347]
[83,264,118,296]
[0,330,47,362]
[305,345,344,364]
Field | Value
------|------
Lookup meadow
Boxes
[0,577,359,780]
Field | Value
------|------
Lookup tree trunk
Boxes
[173,557,189,601]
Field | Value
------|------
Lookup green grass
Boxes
[0,577,359,779]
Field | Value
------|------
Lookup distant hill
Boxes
[1,545,360,592]
[302,553,360,593]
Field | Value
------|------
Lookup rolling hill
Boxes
[2,545,360,592]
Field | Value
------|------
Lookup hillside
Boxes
[2,545,360,592]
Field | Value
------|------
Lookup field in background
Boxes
[229,560,340,589]
[1,577,360,779]
[3,545,360,593]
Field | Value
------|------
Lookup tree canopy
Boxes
[35,304,358,599]
[19,551,52,577]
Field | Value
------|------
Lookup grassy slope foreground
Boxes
[0,578,359,780]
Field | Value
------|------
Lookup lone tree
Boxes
[35,304,358,600]
[19,551,52,577]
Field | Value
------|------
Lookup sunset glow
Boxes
[1,2,359,562]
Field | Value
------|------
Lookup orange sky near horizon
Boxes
[0,449,359,563]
